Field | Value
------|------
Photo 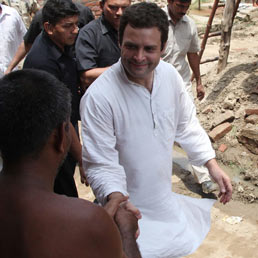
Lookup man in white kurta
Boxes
[0,4,27,77]
[80,3,232,258]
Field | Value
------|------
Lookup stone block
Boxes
[208,122,232,142]
[212,110,235,128]
[238,124,258,155]
[240,124,258,141]
[245,114,258,125]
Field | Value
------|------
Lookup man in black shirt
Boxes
[5,0,94,74]
[23,0,82,197]
[76,0,130,91]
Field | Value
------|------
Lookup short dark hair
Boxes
[42,0,79,25]
[0,69,71,162]
[119,2,169,50]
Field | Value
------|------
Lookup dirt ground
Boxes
[75,3,258,258]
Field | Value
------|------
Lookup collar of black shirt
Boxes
[100,14,118,36]
[42,30,75,59]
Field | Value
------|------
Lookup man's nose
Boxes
[72,25,79,34]
[116,7,123,16]
[134,49,145,62]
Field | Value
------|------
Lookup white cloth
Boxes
[0,4,27,77]
[80,60,216,258]
[162,9,200,95]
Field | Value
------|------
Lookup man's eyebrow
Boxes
[62,21,78,25]
[124,41,137,46]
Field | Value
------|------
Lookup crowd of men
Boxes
[0,0,232,257]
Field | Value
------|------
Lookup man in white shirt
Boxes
[0,3,27,77]
[162,0,215,193]
[80,2,232,257]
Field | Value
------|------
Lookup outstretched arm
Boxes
[187,52,205,100]
[205,158,232,204]
[115,207,142,258]
[103,193,142,258]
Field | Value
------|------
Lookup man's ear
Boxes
[99,0,104,11]
[161,41,167,56]
[43,21,54,36]
[53,122,67,154]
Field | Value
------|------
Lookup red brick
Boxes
[218,144,228,152]
[208,122,232,142]
[245,109,258,116]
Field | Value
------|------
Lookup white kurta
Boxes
[80,60,216,258]
[0,4,27,77]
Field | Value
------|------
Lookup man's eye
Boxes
[126,45,136,50]
[63,24,72,28]
[145,47,155,52]
[109,6,118,11]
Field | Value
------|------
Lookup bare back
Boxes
[0,177,123,258]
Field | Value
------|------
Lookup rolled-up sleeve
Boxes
[76,25,98,72]
[80,90,128,205]
[188,19,200,53]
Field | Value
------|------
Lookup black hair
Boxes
[42,0,79,25]
[0,69,71,162]
[119,2,169,50]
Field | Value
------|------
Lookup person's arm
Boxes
[76,23,110,92]
[205,158,232,204]
[80,90,130,205]
[115,207,142,258]
[173,71,232,204]
[102,194,141,258]
[80,67,109,92]
[5,41,32,74]
[187,52,205,100]
[102,194,142,258]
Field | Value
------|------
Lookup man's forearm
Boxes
[115,207,142,258]
[204,158,232,204]
[5,41,32,74]
[80,67,109,92]
[120,234,142,258]
[187,52,201,84]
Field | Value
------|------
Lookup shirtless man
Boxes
[0,69,141,258]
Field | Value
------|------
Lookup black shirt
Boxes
[23,31,80,125]
[75,15,120,72]
[24,3,94,45]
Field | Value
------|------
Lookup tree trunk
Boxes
[217,0,235,73]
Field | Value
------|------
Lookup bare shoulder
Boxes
[50,196,124,258]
